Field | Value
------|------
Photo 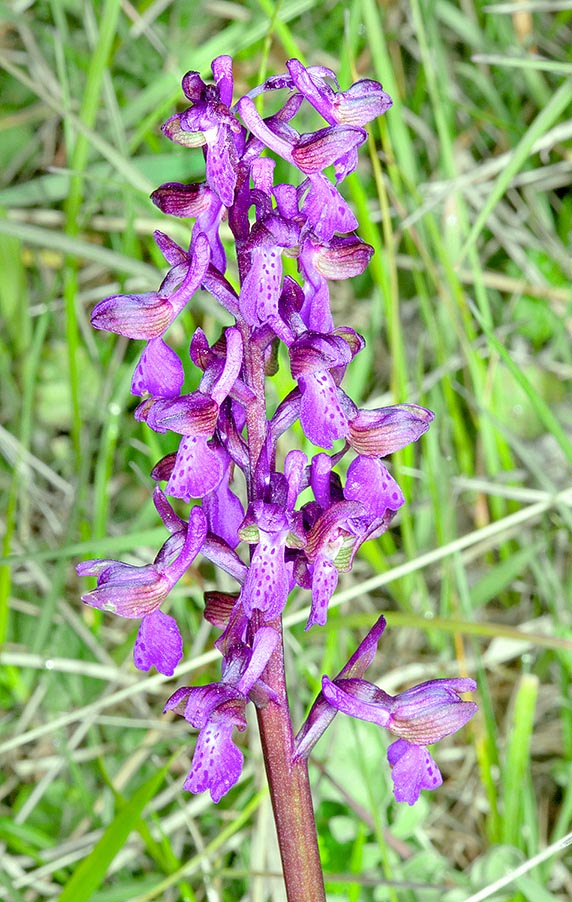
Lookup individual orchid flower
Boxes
[321,675,477,805]
[77,504,207,676]
[144,327,243,501]
[163,56,242,207]
[164,607,279,802]
[91,232,210,340]
[295,616,476,804]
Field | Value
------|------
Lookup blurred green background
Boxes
[1,1,571,900]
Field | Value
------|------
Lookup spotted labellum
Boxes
[78,55,476,821]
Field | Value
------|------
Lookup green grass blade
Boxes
[457,79,572,264]
[59,756,175,902]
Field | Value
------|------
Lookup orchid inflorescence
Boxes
[78,57,476,809]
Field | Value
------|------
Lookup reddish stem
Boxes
[255,618,326,902]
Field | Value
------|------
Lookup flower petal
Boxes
[299,372,349,449]
[184,720,244,803]
[165,436,224,501]
[387,740,443,805]
[133,610,183,676]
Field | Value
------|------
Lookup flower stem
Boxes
[255,619,326,901]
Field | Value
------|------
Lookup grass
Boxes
[1,0,572,899]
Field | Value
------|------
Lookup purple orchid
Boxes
[164,607,279,802]
[77,501,207,676]
[321,675,477,804]
[294,616,476,804]
[79,54,476,900]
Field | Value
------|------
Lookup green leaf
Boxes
[59,757,175,902]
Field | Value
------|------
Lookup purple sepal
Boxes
[145,393,219,436]
[299,174,358,241]
[77,560,169,617]
[151,181,212,217]
[387,740,442,805]
[292,125,366,173]
[133,609,183,676]
[294,615,387,759]
[332,79,393,125]
[202,448,245,548]
[348,404,434,457]
[91,292,173,340]
[321,675,477,745]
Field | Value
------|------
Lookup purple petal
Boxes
[300,174,358,240]
[285,59,336,122]
[160,505,207,588]
[387,740,443,805]
[133,610,183,676]
[313,237,374,280]
[299,372,349,449]
[321,676,392,727]
[184,721,244,803]
[131,337,184,398]
[241,531,289,620]
[150,181,212,218]
[306,556,339,629]
[237,97,295,165]
[202,450,244,548]
[153,230,188,266]
[153,486,186,535]
[239,245,283,326]
[165,436,224,501]
[204,125,238,207]
[181,70,205,102]
[212,54,234,107]
[345,457,404,518]
[210,326,243,405]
